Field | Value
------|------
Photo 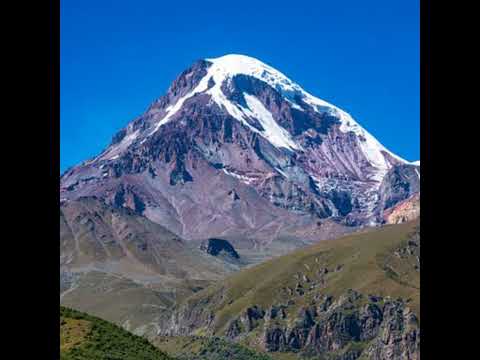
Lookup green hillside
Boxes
[60,306,174,360]
[164,220,420,359]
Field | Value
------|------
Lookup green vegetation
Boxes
[179,220,420,337]
[60,306,174,360]
[154,336,273,360]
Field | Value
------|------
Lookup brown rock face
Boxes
[384,193,420,224]
[60,196,233,280]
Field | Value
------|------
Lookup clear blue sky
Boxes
[61,0,419,173]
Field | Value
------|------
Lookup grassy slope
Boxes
[60,306,174,360]
[178,220,420,338]
[61,271,178,336]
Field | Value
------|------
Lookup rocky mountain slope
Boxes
[156,221,420,360]
[60,197,240,335]
[60,196,236,278]
[383,193,420,225]
[60,54,419,249]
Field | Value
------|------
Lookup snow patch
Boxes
[242,94,301,151]
[222,169,255,184]
[101,131,139,161]
[274,167,288,178]
[414,168,420,179]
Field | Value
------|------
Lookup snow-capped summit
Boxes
[147,54,406,178]
[61,54,419,243]
[150,54,303,151]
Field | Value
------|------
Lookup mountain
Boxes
[156,220,420,360]
[60,196,240,335]
[60,54,419,251]
[59,54,420,353]
[60,306,174,360]
[60,196,238,278]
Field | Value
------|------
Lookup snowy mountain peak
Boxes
[103,54,408,181]
[206,54,302,93]
[61,54,419,238]
[148,54,305,151]
[205,54,330,108]
[206,54,279,75]
[203,54,408,172]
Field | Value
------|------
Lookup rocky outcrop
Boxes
[383,193,420,224]
[200,238,240,259]
[363,304,420,360]
[262,293,418,360]
[169,289,419,360]
[112,184,146,214]
[378,164,420,213]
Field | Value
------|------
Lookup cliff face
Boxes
[260,292,419,360]
[166,293,419,360]
[383,193,420,225]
